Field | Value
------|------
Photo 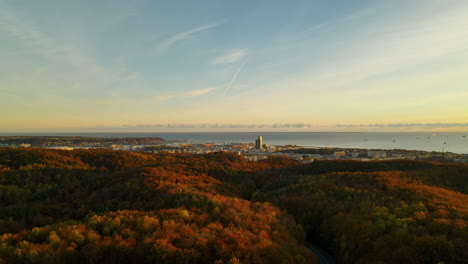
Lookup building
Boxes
[368,150,386,159]
[255,136,263,150]
[334,151,346,158]
[49,146,74,151]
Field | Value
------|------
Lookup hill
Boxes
[0,148,467,263]
[0,148,313,264]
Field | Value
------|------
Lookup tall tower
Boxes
[255,136,263,149]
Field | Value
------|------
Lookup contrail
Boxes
[224,57,248,95]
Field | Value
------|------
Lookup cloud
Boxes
[331,4,468,83]
[184,87,216,97]
[248,3,468,102]
[273,123,313,128]
[153,88,217,103]
[0,6,62,58]
[211,49,248,64]
[155,21,223,56]
[0,3,102,72]
[127,123,312,129]
[0,1,141,98]
[337,123,468,128]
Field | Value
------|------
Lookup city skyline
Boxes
[1,0,468,132]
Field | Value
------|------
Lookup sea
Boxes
[2,132,468,154]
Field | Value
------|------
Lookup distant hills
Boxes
[0,136,164,148]
[0,148,466,263]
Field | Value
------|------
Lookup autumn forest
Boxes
[0,148,467,264]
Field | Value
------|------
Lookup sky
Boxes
[1,0,468,132]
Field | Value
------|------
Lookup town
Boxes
[1,135,467,163]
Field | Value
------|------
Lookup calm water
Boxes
[2,132,468,154]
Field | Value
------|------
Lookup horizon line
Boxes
[1,131,467,134]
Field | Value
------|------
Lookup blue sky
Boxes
[1,0,467,132]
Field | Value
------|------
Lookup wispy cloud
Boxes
[152,95,176,103]
[224,57,249,95]
[183,87,216,97]
[0,5,67,60]
[0,1,145,96]
[153,87,217,103]
[233,3,468,117]
[211,49,248,64]
[127,123,312,129]
[155,21,223,56]
[273,123,313,128]
[337,123,468,128]
[0,3,102,72]
[320,4,468,85]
